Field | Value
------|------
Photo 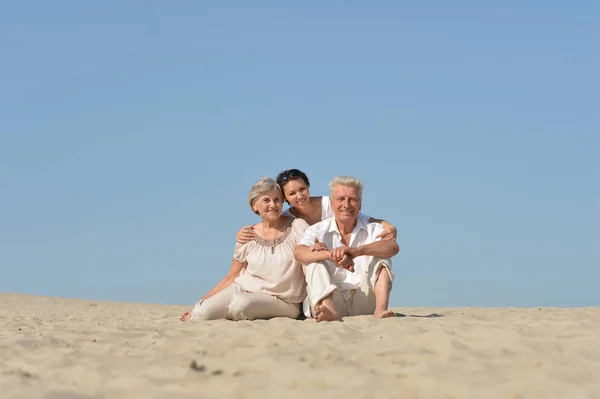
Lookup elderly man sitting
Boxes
[294,176,400,322]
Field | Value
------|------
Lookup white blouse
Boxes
[233,217,309,304]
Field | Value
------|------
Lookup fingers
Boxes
[376,227,390,239]
[330,247,344,262]
[330,246,351,263]
[343,264,354,272]
[310,243,327,252]
[339,254,354,269]
[333,254,355,271]
[236,226,256,244]
[311,238,328,252]
[377,227,398,241]
[335,263,355,272]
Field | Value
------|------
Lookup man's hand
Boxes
[337,254,355,272]
[376,226,397,241]
[236,226,256,244]
[330,246,356,272]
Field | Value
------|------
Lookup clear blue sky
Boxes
[1,2,598,307]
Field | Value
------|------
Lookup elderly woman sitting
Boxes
[180,177,309,321]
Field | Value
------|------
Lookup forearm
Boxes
[200,275,236,300]
[351,240,399,259]
[368,217,393,230]
[294,245,331,264]
[200,259,245,300]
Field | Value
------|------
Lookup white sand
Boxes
[1,293,599,399]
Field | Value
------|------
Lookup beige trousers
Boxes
[304,258,392,317]
[190,283,300,321]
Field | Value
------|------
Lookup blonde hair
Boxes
[328,176,363,199]
[248,177,282,215]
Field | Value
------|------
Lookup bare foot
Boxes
[374,308,395,319]
[314,303,342,322]
[179,311,192,322]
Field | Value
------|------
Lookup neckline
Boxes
[254,218,293,247]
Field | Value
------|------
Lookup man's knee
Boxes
[305,261,334,285]
[306,261,329,274]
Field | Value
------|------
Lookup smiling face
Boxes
[281,179,311,209]
[253,190,283,222]
[331,184,361,224]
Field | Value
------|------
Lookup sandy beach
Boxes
[1,293,599,399]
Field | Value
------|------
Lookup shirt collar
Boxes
[325,214,368,235]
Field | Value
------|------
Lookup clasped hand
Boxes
[310,239,355,272]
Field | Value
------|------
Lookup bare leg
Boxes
[314,293,342,322]
[374,267,395,318]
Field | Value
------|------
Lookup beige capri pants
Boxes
[190,283,301,321]
[304,258,393,318]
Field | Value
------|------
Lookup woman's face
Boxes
[253,190,283,221]
[282,179,310,208]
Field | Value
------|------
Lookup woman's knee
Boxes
[228,294,254,321]
[229,294,299,321]
[190,300,228,321]
[190,305,211,320]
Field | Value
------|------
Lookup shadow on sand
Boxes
[296,312,445,321]
[395,313,444,318]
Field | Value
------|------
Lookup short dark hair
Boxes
[275,169,310,204]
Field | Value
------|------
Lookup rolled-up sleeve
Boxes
[299,225,320,247]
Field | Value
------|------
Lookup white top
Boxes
[282,196,371,223]
[233,217,309,304]
[298,216,395,290]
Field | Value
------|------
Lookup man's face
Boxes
[331,184,361,224]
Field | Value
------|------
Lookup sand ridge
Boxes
[1,293,599,399]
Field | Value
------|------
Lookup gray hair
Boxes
[248,176,282,215]
[328,176,363,199]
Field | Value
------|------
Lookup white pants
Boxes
[190,283,301,321]
[304,258,392,318]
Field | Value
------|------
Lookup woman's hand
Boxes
[236,226,256,244]
[376,226,397,241]
[310,238,328,252]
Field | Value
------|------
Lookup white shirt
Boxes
[282,196,371,223]
[298,216,395,291]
